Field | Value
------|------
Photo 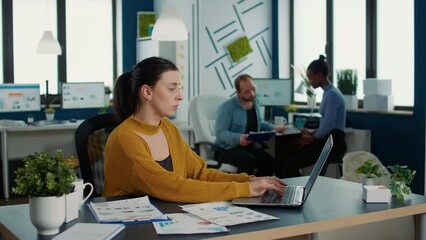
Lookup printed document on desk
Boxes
[247,131,276,141]
[53,223,125,240]
[153,213,229,235]
[180,202,278,226]
[88,196,168,224]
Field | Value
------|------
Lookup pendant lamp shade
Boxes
[152,7,188,41]
[36,30,62,55]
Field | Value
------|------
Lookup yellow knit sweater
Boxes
[102,116,251,203]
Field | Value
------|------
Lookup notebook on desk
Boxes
[231,135,334,208]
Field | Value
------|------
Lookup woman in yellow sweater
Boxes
[103,57,285,203]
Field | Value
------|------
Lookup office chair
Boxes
[319,129,347,178]
[75,113,119,197]
[189,95,238,173]
[341,151,390,185]
[302,130,346,178]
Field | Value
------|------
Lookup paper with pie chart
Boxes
[153,213,229,235]
[180,202,278,226]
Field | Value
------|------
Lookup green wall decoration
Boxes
[137,12,157,39]
[226,36,253,63]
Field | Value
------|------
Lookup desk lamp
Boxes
[295,81,316,114]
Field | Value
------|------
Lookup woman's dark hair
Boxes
[113,57,178,122]
[307,55,329,77]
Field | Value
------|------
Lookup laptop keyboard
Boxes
[262,186,299,205]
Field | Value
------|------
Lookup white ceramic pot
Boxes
[104,94,110,105]
[29,195,66,235]
[307,95,316,113]
[362,177,380,186]
[343,95,358,110]
[45,113,55,121]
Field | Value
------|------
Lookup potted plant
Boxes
[283,104,298,127]
[387,164,416,199]
[337,69,358,110]
[44,107,56,121]
[104,85,112,105]
[12,149,77,235]
[355,159,384,185]
[284,104,298,114]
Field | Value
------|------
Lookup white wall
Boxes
[198,0,272,97]
[154,0,273,122]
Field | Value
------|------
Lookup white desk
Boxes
[0,121,83,200]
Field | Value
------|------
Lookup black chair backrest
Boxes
[75,113,119,197]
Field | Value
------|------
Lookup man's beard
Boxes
[240,95,255,103]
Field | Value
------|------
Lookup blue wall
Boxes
[121,1,154,72]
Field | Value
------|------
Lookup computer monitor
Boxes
[0,84,41,112]
[61,82,105,109]
[254,78,292,106]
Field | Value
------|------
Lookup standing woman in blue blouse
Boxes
[276,55,347,178]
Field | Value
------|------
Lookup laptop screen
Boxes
[303,135,334,201]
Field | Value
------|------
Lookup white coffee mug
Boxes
[72,179,94,207]
[274,116,287,126]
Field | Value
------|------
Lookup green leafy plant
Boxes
[355,159,383,178]
[104,86,112,95]
[98,105,109,114]
[44,107,55,114]
[337,69,358,95]
[387,164,416,199]
[284,104,298,113]
[12,149,77,197]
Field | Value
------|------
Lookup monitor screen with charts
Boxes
[254,79,292,106]
[61,82,105,109]
[0,84,41,112]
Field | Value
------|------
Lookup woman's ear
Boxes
[140,85,152,101]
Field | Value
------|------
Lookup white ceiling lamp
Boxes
[152,6,188,41]
[37,0,61,55]
[36,30,62,55]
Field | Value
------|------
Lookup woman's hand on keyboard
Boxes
[249,176,286,197]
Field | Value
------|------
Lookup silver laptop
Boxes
[231,135,334,208]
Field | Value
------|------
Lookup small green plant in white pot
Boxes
[387,164,416,200]
[337,69,358,110]
[355,159,384,185]
[12,149,77,235]
[44,107,56,121]
[104,85,112,105]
